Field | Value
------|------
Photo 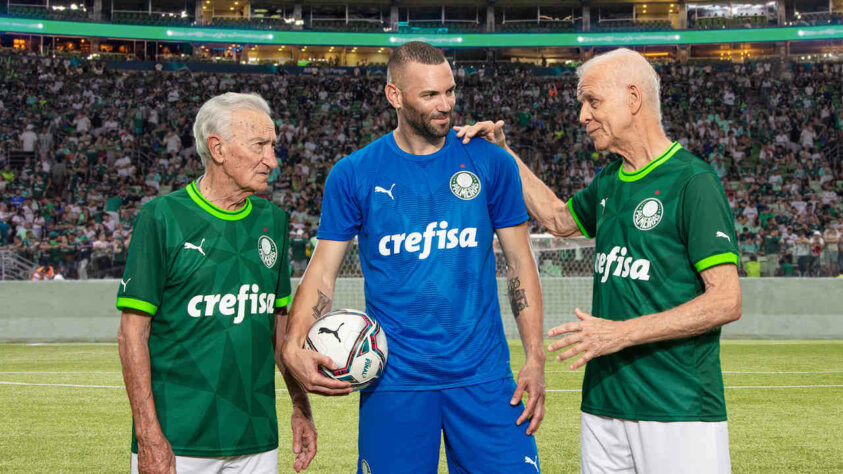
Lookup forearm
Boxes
[117,316,164,441]
[506,255,545,362]
[283,269,336,350]
[623,283,741,347]
[503,145,578,237]
[274,311,311,410]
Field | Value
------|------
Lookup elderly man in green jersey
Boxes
[116,92,316,474]
[457,48,741,473]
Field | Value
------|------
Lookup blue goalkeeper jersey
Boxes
[318,130,529,391]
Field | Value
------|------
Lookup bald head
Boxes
[387,41,447,88]
[577,48,662,122]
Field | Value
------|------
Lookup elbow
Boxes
[116,323,126,347]
[723,294,742,325]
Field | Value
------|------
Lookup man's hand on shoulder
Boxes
[454,120,508,149]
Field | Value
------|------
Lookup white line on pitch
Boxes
[723,384,843,390]
[0,381,123,389]
[0,371,121,374]
[722,370,843,374]
[542,385,843,393]
[544,369,843,374]
[1,369,841,376]
[2,381,842,392]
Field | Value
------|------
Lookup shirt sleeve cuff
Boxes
[694,252,739,273]
[275,295,291,308]
[316,232,356,241]
[492,214,530,230]
[116,297,158,316]
[567,199,591,239]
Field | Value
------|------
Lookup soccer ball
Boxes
[305,309,388,390]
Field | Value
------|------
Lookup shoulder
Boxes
[669,147,720,185]
[598,159,623,178]
[249,195,288,222]
[459,136,512,165]
[137,186,194,221]
[341,134,392,168]
[587,159,622,188]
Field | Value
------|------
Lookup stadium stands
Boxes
[691,15,769,29]
[0,51,840,279]
[6,5,91,22]
[592,20,674,32]
[110,11,192,27]
[496,22,576,33]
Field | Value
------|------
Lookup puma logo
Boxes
[318,323,345,343]
[600,198,608,213]
[524,455,539,472]
[374,184,395,200]
[184,238,206,256]
[120,278,131,291]
[715,231,731,242]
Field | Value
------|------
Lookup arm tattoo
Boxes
[507,277,529,319]
[312,290,332,319]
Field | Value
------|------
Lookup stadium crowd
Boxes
[0,50,840,279]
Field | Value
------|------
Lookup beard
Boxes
[401,97,454,140]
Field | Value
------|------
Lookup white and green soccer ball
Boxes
[306,309,388,390]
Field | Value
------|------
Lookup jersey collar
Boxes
[618,141,682,183]
[186,180,252,221]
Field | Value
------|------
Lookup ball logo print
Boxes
[257,235,277,268]
[450,170,481,200]
[633,197,663,231]
[306,309,388,390]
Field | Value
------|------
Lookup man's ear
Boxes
[627,84,643,116]
[207,135,226,165]
[385,82,403,110]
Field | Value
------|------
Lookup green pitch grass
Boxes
[1,341,841,473]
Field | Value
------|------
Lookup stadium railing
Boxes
[0,251,37,281]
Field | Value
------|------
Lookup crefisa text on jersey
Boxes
[377,221,479,260]
[593,246,652,283]
[186,284,276,324]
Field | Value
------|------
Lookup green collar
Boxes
[618,142,682,182]
[186,180,252,221]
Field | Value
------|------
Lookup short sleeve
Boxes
[679,172,739,272]
[487,149,529,229]
[317,158,362,241]
[115,206,168,316]
[275,215,292,308]
[569,173,600,239]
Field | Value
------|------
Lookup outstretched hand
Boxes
[547,308,630,370]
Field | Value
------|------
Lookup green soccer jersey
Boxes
[569,142,738,422]
[116,180,291,456]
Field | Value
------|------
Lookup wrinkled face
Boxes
[392,61,456,140]
[222,109,278,193]
[577,65,632,153]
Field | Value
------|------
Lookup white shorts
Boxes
[130,448,277,474]
[581,412,730,474]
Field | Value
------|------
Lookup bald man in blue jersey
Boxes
[282,41,546,473]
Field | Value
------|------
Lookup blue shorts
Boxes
[357,378,540,473]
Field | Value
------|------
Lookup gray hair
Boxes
[193,92,272,167]
[577,48,662,122]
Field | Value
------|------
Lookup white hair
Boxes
[192,92,272,167]
[577,48,662,122]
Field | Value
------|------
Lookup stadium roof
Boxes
[2,18,842,47]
